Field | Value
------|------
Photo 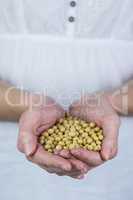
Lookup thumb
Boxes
[18,131,37,156]
[101,122,119,161]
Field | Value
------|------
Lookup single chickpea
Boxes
[85,127,91,132]
[60,126,65,132]
[64,146,69,150]
[47,149,52,153]
[48,129,54,134]
[58,141,65,146]
[82,132,88,138]
[83,138,87,145]
[96,145,101,151]
[96,140,102,145]
[98,135,104,140]
[92,135,99,141]
[88,145,94,151]
[82,122,88,128]
[91,142,97,148]
[87,137,93,144]
[43,132,49,137]
[59,118,64,123]
[55,137,61,142]
[88,130,93,136]
[79,129,84,134]
[68,131,76,137]
[45,144,51,150]
[89,122,96,128]
[94,127,100,132]
[69,143,75,149]
[56,145,62,150]
[46,140,53,145]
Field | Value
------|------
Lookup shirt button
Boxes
[68,16,75,22]
[70,1,76,7]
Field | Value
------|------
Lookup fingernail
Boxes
[71,149,79,155]
[63,164,71,171]
[82,167,88,174]
[103,150,111,161]
[25,145,33,156]
[77,174,85,179]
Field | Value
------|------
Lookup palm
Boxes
[69,93,120,169]
[18,100,89,179]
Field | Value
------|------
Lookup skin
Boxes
[57,80,133,175]
[57,93,120,172]
[0,80,133,179]
[0,81,88,179]
[18,102,88,178]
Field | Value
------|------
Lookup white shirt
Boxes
[0,0,133,40]
[0,1,133,200]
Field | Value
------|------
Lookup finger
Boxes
[56,170,84,179]
[71,148,104,167]
[27,146,72,172]
[17,130,37,156]
[70,174,85,180]
[39,164,67,174]
[56,150,71,159]
[43,103,65,122]
[101,119,120,161]
[37,120,58,134]
[55,173,84,180]
[39,163,84,179]
[55,150,89,174]
[38,164,55,174]
[69,158,89,174]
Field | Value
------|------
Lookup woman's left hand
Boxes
[67,92,121,173]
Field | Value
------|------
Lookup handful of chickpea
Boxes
[39,115,104,153]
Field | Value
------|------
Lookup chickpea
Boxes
[85,127,91,132]
[77,138,83,145]
[39,116,104,153]
[87,137,93,144]
[98,135,104,140]
[59,126,65,132]
[45,144,51,150]
[59,118,64,123]
[82,122,88,128]
[69,143,75,149]
[43,132,49,137]
[96,140,102,145]
[91,142,97,148]
[87,145,93,151]
[48,149,53,153]
[96,145,101,151]
[94,127,100,132]
[89,122,96,128]
[48,129,54,134]
[68,131,76,137]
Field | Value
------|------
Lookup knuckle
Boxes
[114,150,118,158]
[26,155,32,162]
[56,173,65,176]
[17,140,24,153]
[111,148,118,159]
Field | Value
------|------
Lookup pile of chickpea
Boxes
[39,116,104,153]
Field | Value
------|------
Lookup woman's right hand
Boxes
[17,96,88,179]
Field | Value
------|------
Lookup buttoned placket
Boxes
[66,0,77,37]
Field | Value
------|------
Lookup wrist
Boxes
[105,90,127,115]
[13,92,44,120]
[19,93,45,112]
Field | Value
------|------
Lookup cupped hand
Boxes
[68,92,120,171]
[17,96,87,179]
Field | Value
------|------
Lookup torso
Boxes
[0,2,133,200]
